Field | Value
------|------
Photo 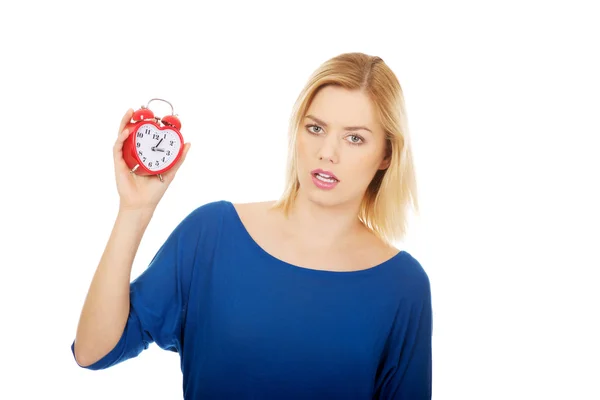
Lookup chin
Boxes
[307,192,339,207]
[299,179,347,208]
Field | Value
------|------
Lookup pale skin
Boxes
[235,85,398,271]
[73,86,396,367]
[73,110,191,367]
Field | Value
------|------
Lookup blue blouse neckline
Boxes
[224,200,405,276]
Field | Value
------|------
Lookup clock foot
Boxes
[157,174,164,182]
[130,164,139,174]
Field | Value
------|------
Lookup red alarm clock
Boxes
[122,98,184,182]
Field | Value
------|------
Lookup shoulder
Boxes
[395,251,430,285]
[230,200,276,216]
[385,250,431,302]
[170,200,233,238]
[188,199,232,218]
[229,200,278,227]
[160,200,235,260]
[183,199,232,224]
[181,199,276,234]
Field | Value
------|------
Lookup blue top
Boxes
[71,200,432,399]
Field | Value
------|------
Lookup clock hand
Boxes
[151,137,164,151]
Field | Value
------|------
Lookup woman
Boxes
[71,52,432,399]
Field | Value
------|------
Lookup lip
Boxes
[311,169,339,181]
[310,169,340,190]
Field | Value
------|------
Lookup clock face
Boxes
[134,123,182,172]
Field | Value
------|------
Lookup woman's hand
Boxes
[113,109,191,212]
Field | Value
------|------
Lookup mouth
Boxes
[310,169,339,190]
[311,169,339,183]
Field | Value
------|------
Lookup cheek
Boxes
[297,132,314,150]
[296,135,306,153]
[355,151,381,170]
[295,136,309,171]
[348,152,383,182]
[296,134,315,162]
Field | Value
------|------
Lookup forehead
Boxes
[305,85,378,129]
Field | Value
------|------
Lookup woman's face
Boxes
[296,85,390,208]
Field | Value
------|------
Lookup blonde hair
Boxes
[271,52,418,246]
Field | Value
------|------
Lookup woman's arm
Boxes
[375,256,433,399]
[73,207,154,367]
[72,108,191,368]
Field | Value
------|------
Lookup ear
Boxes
[378,156,391,170]
[378,142,392,170]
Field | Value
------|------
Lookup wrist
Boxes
[117,206,155,222]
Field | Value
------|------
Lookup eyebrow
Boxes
[305,114,373,133]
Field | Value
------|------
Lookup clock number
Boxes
[153,134,160,140]
[162,157,165,162]
[138,151,143,156]
[166,150,171,156]
[136,142,141,148]
[142,157,146,162]
[163,133,167,139]
[170,141,174,146]
[145,129,150,135]
[148,162,152,168]
[137,132,143,138]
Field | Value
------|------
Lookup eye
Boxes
[306,124,323,134]
[346,135,364,145]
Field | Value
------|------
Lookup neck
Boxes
[284,191,366,249]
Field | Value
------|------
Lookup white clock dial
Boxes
[134,123,182,172]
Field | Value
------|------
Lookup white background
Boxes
[1,0,598,399]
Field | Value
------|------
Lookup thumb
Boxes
[165,143,191,177]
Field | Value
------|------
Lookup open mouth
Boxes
[312,172,339,183]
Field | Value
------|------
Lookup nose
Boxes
[317,135,339,164]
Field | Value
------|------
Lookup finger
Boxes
[118,108,134,136]
[179,142,191,164]
[171,143,191,173]
[179,143,191,164]
[113,127,130,165]
[164,143,191,179]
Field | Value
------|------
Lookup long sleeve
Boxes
[375,266,433,399]
[71,206,205,370]
[70,199,433,399]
